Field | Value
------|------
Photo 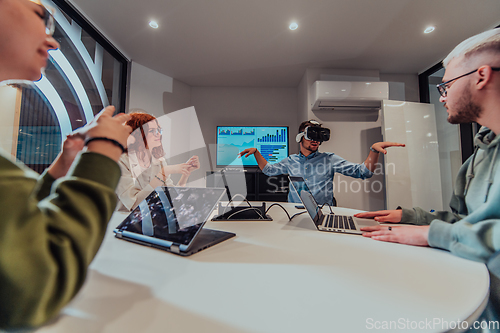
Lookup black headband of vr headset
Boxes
[295,123,331,143]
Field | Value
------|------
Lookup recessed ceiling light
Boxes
[289,22,298,30]
[149,20,159,29]
[424,26,435,34]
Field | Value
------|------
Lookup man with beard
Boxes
[356,28,500,326]
[239,120,404,206]
[356,27,500,258]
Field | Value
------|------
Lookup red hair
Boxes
[126,112,157,132]
[126,112,165,159]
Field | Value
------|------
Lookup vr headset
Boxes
[295,126,330,143]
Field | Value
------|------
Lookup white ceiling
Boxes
[69,0,500,87]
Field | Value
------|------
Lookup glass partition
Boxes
[419,65,473,209]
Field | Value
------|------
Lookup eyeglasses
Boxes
[30,0,56,36]
[436,67,500,97]
[148,128,163,136]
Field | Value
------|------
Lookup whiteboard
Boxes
[381,100,443,212]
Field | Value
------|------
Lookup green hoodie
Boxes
[401,126,500,263]
[0,151,121,329]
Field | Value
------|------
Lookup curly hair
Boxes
[126,112,165,160]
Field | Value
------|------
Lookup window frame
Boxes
[51,0,129,114]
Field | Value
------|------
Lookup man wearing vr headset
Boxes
[239,120,404,206]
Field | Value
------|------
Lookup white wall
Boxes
[380,73,420,103]
[191,87,298,178]
[129,62,174,117]
[163,79,192,114]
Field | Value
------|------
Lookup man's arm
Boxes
[354,207,462,225]
[357,198,500,263]
[364,142,405,172]
[359,218,500,263]
[238,148,268,170]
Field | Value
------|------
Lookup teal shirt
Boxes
[401,127,500,263]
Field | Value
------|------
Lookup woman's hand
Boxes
[162,163,192,177]
[47,134,85,179]
[186,155,200,172]
[72,106,132,161]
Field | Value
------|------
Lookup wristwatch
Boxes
[370,147,379,153]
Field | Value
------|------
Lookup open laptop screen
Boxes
[288,176,323,224]
[115,187,226,246]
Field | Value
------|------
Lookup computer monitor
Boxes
[216,126,289,167]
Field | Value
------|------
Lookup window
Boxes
[1,0,128,173]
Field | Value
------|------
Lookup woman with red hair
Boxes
[116,111,200,211]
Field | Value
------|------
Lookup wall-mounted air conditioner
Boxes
[311,81,389,111]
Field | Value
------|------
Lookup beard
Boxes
[304,143,319,153]
[447,89,483,124]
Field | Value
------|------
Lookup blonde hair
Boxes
[443,28,500,68]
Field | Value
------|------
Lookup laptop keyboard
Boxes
[323,215,356,230]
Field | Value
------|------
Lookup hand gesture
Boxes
[72,106,132,161]
[47,134,85,179]
[354,209,402,223]
[162,163,192,177]
[370,142,405,154]
[186,155,200,171]
[360,225,430,247]
[80,106,131,144]
[238,148,257,158]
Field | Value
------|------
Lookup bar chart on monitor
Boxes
[216,126,289,167]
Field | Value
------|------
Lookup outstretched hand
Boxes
[354,209,402,223]
[360,225,430,247]
[371,142,405,154]
[238,148,257,158]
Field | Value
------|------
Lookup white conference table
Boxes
[37,203,489,333]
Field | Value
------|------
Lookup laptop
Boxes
[114,186,235,256]
[288,176,379,235]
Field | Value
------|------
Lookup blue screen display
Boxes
[216,126,289,167]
